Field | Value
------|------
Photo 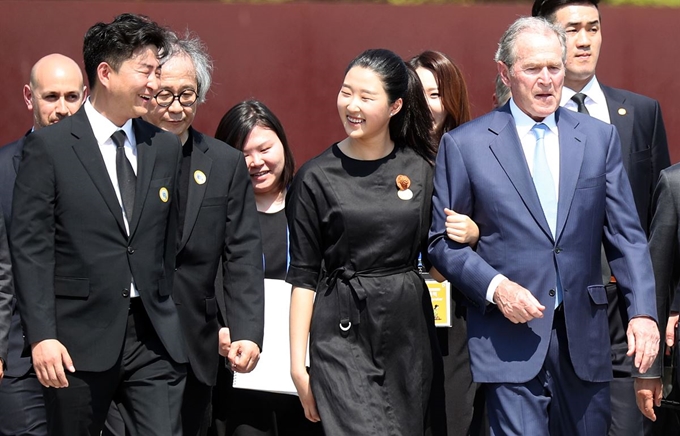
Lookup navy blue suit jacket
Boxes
[428,104,657,384]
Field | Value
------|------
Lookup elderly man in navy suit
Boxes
[531,1,671,432]
[429,17,659,435]
[0,53,85,436]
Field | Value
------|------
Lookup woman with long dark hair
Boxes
[410,50,471,141]
[286,48,444,435]
[411,50,488,436]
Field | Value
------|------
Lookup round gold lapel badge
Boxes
[194,170,206,185]
[159,187,169,203]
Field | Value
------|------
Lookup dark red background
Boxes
[1,1,679,164]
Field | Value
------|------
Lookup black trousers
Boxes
[43,298,186,436]
[104,365,212,436]
[0,371,47,436]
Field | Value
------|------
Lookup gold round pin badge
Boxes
[396,175,413,200]
[618,108,627,116]
[194,170,206,185]
[159,187,169,203]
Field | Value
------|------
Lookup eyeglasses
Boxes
[154,89,197,108]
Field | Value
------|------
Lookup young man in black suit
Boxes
[0,52,85,436]
[533,0,671,434]
[10,14,187,436]
[0,207,12,392]
[104,32,265,436]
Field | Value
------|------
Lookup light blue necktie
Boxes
[531,123,557,237]
[531,123,562,307]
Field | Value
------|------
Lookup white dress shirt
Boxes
[83,99,139,297]
[485,99,560,304]
[561,76,611,124]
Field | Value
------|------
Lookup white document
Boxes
[232,278,299,396]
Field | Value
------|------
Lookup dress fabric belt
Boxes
[325,265,416,332]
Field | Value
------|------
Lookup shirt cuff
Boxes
[486,274,507,304]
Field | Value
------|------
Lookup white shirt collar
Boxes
[561,75,606,108]
[83,98,134,146]
[509,98,558,139]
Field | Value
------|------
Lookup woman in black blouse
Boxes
[210,100,322,436]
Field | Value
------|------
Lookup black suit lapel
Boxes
[12,147,21,175]
[488,109,554,240]
[70,109,127,234]
[129,118,157,237]
[178,129,212,252]
[602,85,634,170]
[12,132,30,174]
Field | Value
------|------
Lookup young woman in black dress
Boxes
[210,100,323,436]
[286,48,446,436]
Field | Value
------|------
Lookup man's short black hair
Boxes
[83,13,169,89]
[532,0,600,20]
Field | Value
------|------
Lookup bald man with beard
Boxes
[0,53,85,436]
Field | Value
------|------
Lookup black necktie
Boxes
[112,130,136,222]
[571,92,590,115]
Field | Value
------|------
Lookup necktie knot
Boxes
[570,92,589,114]
[532,123,548,141]
[112,130,127,149]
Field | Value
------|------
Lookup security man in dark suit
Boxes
[104,32,264,436]
[533,1,671,434]
[0,53,85,436]
[0,207,13,398]
[10,14,187,436]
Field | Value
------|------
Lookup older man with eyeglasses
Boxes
[104,32,265,436]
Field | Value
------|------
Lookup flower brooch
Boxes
[396,175,413,200]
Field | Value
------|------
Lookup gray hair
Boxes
[494,74,511,108]
[166,31,213,104]
[494,16,566,71]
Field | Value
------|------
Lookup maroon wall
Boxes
[1,1,679,164]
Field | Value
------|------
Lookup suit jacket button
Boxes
[122,289,129,297]
[554,247,562,254]
[127,246,135,254]
[549,289,556,297]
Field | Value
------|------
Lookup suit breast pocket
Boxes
[201,195,228,207]
[631,147,651,164]
[576,173,605,190]
[150,177,172,188]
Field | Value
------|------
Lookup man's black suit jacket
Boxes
[173,128,264,386]
[10,108,187,372]
[0,136,33,378]
[601,85,671,377]
[649,164,680,371]
[0,205,12,371]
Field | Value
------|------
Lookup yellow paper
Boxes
[426,279,451,327]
